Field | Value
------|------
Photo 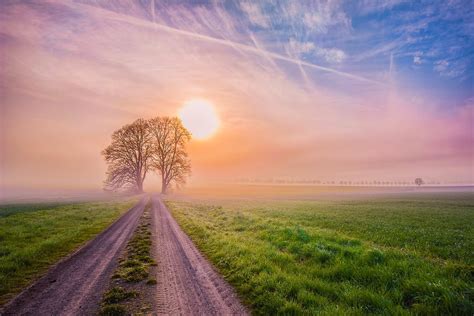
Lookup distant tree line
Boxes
[235,178,431,186]
[102,117,191,194]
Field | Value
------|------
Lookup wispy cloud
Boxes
[413,56,422,64]
[433,59,468,78]
[412,51,423,64]
[286,39,346,64]
[240,2,269,28]
[302,1,351,34]
[315,46,346,63]
[58,0,377,84]
[353,39,405,62]
[286,38,315,56]
[356,0,409,15]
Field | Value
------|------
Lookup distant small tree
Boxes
[102,119,153,193]
[149,117,191,194]
[415,178,424,186]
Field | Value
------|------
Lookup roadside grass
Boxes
[166,195,474,315]
[100,201,156,315]
[0,202,68,218]
[0,198,139,305]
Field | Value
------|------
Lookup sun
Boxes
[178,99,220,140]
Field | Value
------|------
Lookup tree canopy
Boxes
[102,117,191,193]
[149,117,191,194]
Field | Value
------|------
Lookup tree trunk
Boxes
[161,175,167,194]
[137,181,144,193]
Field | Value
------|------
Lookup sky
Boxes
[0,0,473,192]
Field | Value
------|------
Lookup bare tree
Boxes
[415,178,424,186]
[149,117,191,194]
[102,119,153,192]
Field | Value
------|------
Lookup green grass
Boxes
[102,286,138,305]
[166,193,474,315]
[114,203,154,282]
[101,201,155,315]
[99,303,127,316]
[0,198,139,305]
[0,202,68,218]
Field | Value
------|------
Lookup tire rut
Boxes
[151,195,248,315]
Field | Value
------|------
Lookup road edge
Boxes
[0,195,148,314]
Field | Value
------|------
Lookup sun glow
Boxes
[178,99,220,140]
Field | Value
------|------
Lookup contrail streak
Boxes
[63,0,383,86]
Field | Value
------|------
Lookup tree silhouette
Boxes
[149,117,191,194]
[415,178,424,186]
[102,119,153,193]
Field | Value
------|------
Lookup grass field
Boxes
[0,197,139,305]
[166,192,474,315]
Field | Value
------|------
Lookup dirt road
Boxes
[2,195,247,315]
[151,195,248,315]
[1,197,148,316]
